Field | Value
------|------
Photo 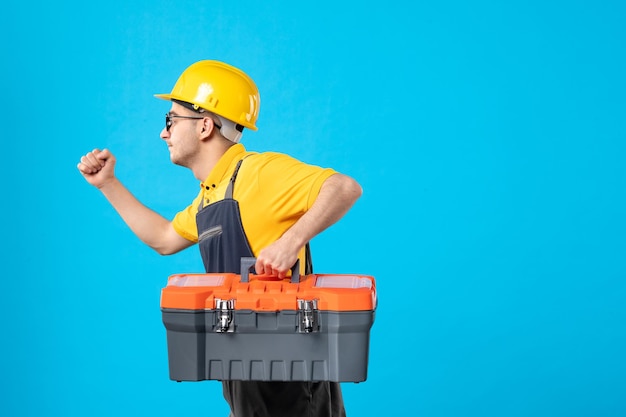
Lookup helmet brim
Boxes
[153,93,258,131]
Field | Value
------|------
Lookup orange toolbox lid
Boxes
[161,259,376,312]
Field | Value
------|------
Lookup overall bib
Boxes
[196,159,346,417]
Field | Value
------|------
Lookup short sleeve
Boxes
[172,190,204,242]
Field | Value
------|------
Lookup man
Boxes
[77,60,362,417]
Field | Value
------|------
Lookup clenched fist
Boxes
[77,148,117,188]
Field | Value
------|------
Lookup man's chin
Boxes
[170,155,188,168]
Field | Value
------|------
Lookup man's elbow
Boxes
[150,224,193,256]
[154,246,179,256]
[340,175,363,204]
[150,238,188,256]
[349,177,363,201]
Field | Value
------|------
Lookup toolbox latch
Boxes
[297,299,320,333]
[215,298,235,333]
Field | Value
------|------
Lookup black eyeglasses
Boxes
[165,113,222,132]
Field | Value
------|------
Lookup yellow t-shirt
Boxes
[172,143,337,265]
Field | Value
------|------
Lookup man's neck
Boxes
[191,140,235,181]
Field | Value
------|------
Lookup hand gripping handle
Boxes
[240,257,301,284]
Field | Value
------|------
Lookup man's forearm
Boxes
[98,178,186,255]
[282,173,362,248]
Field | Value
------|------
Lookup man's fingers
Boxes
[95,148,111,163]
[79,155,101,173]
[255,259,274,276]
[78,149,109,174]
[77,161,93,174]
[255,259,267,275]
[255,258,289,277]
[87,149,107,167]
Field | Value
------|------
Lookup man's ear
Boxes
[198,117,215,141]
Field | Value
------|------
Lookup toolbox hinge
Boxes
[215,298,235,333]
[297,299,320,333]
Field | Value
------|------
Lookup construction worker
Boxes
[77,60,361,417]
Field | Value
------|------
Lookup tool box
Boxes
[161,258,376,382]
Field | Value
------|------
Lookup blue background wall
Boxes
[2,1,625,416]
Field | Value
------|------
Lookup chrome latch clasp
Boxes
[297,299,320,333]
[215,298,235,333]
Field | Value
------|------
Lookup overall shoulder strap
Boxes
[224,153,314,274]
[225,153,257,199]
[224,158,245,199]
[305,242,313,274]
[197,157,249,211]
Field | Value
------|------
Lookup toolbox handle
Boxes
[240,257,300,284]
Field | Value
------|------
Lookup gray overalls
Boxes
[196,159,346,417]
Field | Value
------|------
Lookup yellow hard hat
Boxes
[155,60,260,131]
